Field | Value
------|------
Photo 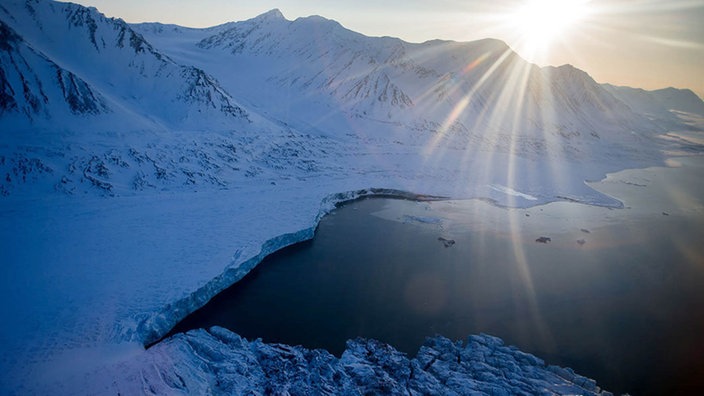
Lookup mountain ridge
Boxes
[138,8,671,166]
[147,8,650,134]
[0,0,248,130]
[2,2,701,200]
[3,2,701,199]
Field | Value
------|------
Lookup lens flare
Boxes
[509,0,592,54]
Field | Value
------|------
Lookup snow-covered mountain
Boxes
[138,9,659,145]
[3,1,697,200]
[0,0,246,130]
[2,1,701,201]
[603,83,704,129]
[1,18,108,119]
[3,1,701,143]
[2,1,704,394]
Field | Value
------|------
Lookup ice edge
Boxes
[136,187,448,347]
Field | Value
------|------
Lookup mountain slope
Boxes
[0,0,246,129]
[1,3,691,200]
[0,19,108,119]
[604,83,704,130]
[136,10,664,164]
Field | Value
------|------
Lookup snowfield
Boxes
[2,0,704,394]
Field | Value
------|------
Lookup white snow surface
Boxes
[2,1,704,394]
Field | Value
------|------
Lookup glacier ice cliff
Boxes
[137,188,444,347]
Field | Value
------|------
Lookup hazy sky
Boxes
[71,0,704,99]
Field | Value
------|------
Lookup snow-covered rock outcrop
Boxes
[90,328,611,395]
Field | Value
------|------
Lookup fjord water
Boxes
[170,156,704,395]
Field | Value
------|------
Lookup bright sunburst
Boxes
[510,0,591,52]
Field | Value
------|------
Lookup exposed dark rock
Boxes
[55,68,107,114]
[438,236,455,248]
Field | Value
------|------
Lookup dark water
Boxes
[169,161,704,395]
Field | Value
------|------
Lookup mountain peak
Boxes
[257,9,286,21]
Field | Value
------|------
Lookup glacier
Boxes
[1,0,704,394]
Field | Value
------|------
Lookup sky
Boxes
[70,0,704,99]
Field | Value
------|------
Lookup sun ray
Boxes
[420,47,514,161]
[503,0,593,64]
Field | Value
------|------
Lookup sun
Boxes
[510,0,591,51]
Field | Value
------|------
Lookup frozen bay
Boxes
[169,156,704,395]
